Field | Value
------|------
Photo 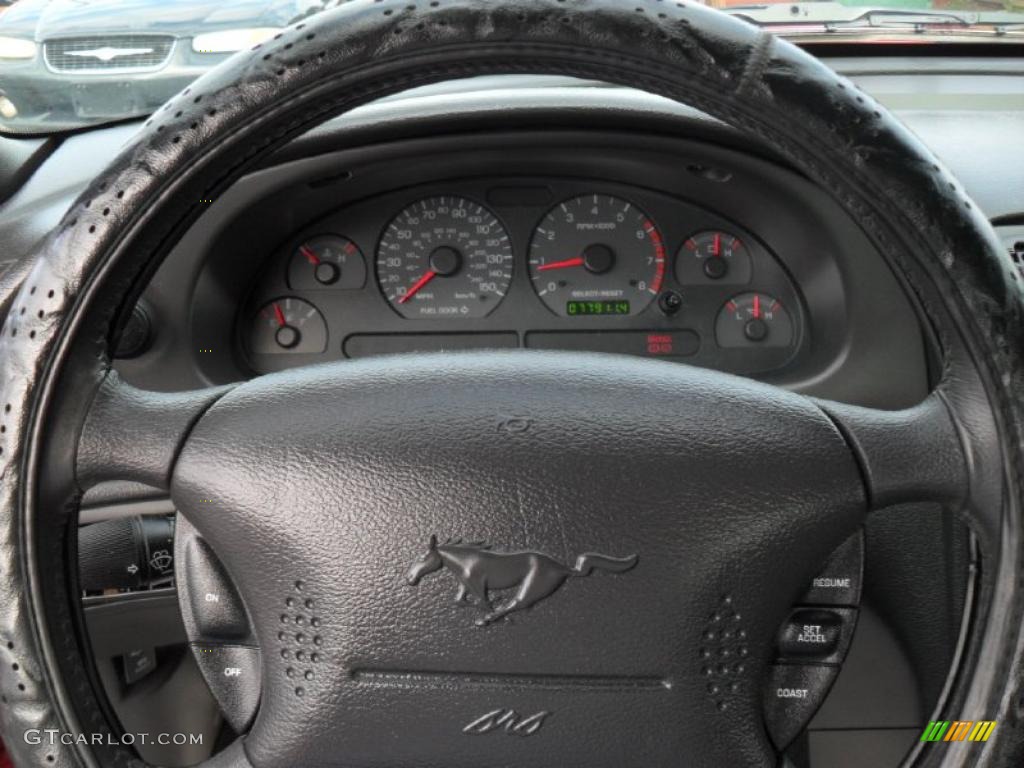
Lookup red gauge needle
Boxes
[752,294,761,319]
[537,257,585,272]
[713,233,721,257]
[398,270,437,304]
[299,245,321,265]
[272,302,287,327]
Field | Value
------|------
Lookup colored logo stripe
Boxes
[921,721,950,742]
[920,721,996,742]
[969,722,997,742]
[944,722,973,742]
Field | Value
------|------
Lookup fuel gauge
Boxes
[288,235,367,290]
[716,292,794,348]
[249,298,328,355]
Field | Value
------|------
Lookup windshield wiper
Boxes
[822,9,1024,35]
[726,2,1024,36]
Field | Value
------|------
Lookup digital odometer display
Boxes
[566,300,631,316]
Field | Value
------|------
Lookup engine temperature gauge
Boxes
[249,298,328,355]
[288,235,367,290]
[715,292,794,348]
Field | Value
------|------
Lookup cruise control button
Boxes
[191,643,261,732]
[778,609,843,658]
[123,647,157,685]
[185,537,250,640]
[802,531,863,606]
[764,664,839,750]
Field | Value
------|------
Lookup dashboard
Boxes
[134,122,925,408]
[241,177,802,377]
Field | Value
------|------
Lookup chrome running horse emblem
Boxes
[406,536,638,625]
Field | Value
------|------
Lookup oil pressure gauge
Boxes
[715,292,794,348]
[676,230,752,285]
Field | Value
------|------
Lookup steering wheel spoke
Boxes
[201,741,254,768]
[819,393,969,513]
[75,371,232,491]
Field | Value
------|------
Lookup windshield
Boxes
[1,0,1022,135]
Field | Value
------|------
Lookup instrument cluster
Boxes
[240,179,803,377]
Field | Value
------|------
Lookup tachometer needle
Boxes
[537,257,585,272]
[272,302,287,327]
[299,245,321,265]
[399,270,437,304]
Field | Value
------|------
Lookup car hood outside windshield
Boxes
[0,0,320,39]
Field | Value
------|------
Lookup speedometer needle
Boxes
[537,257,585,272]
[398,270,437,304]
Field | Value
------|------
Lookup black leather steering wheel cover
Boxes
[0,1,1021,766]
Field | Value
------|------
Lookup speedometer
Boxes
[376,197,513,319]
[528,194,666,317]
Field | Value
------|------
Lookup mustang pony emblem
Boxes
[406,535,638,625]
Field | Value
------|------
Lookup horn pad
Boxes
[171,352,865,767]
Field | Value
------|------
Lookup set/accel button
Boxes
[776,607,857,664]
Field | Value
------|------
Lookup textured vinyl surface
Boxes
[170,351,865,767]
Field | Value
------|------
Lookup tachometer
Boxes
[528,194,666,317]
[376,196,513,319]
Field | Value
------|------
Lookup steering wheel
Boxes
[1,1,1022,766]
